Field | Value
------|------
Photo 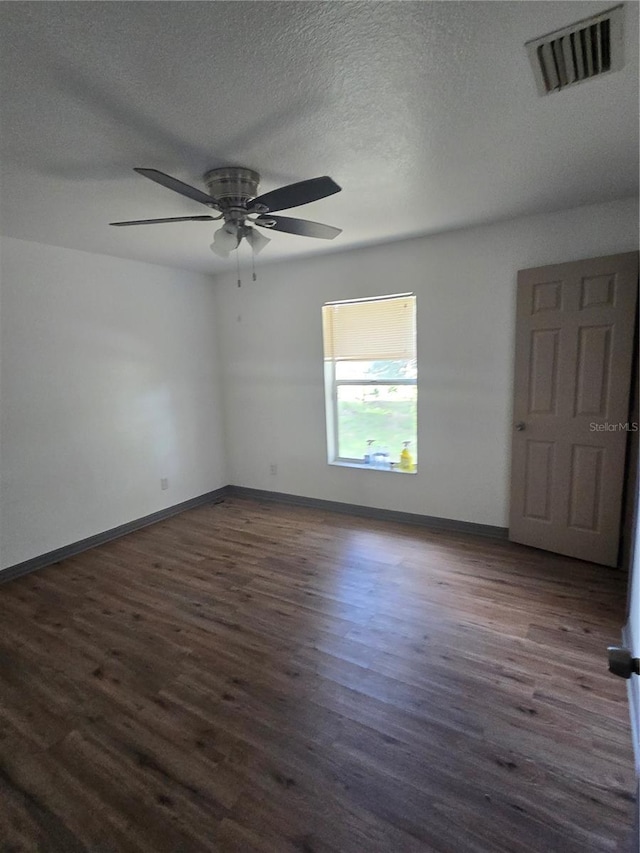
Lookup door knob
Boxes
[515,422,526,431]
[607,646,640,679]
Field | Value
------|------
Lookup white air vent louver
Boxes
[526,4,624,95]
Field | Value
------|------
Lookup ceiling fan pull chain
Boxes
[251,248,257,283]
[236,245,241,288]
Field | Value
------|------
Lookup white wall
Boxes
[214,197,639,528]
[0,237,225,570]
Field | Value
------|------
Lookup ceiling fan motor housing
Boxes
[203,167,260,220]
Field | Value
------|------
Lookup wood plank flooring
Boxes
[0,497,635,852]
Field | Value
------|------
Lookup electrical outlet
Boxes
[160,478,169,490]
[270,464,277,476]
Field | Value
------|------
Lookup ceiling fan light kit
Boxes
[210,223,241,258]
[245,226,271,255]
[110,166,342,263]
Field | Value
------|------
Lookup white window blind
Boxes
[323,294,416,362]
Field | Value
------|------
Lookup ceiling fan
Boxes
[110,167,342,257]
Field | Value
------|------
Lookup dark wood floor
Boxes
[0,497,635,852]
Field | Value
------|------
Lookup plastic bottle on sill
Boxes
[364,439,375,465]
[399,441,414,472]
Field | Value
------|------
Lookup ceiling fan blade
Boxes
[134,168,219,207]
[254,215,341,240]
[247,176,341,213]
[110,215,216,226]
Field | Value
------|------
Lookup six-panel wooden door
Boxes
[509,252,638,566]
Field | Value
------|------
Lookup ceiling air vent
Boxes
[526,4,624,95]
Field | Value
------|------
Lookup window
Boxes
[322,293,417,471]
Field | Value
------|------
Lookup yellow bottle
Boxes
[399,441,414,472]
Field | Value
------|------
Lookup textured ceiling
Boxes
[1,1,638,274]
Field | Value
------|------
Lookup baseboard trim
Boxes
[1,484,507,585]
[0,487,230,585]
[227,485,508,539]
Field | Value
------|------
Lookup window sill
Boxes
[329,461,417,474]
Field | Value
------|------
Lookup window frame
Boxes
[322,294,417,470]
